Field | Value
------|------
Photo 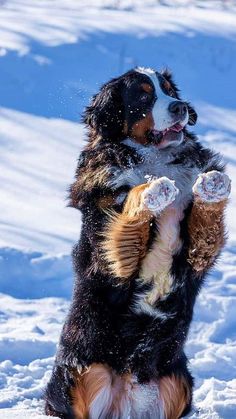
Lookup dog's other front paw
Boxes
[141,177,179,214]
[193,171,231,203]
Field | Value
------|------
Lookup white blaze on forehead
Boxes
[135,67,188,131]
[136,67,163,95]
[136,66,170,98]
[136,67,156,76]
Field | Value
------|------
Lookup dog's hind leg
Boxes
[159,354,193,419]
[159,372,192,419]
[188,171,231,272]
[102,177,179,280]
[45,365,81,419]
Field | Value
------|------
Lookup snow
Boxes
[0,108,81,254]
[0,0,236,417]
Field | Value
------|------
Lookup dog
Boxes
[45,67,231,419]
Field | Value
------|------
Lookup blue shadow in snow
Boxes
[0,31,235,121]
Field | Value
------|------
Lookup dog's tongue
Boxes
[169,123,183,133]
[151,123,184,145]
[154,123,183,137]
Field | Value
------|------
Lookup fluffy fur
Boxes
[45,67,230,418]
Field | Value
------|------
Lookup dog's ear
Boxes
[83,78,125,139]
[187,103,198,126]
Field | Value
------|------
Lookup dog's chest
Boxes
[113,140,199,208]
[114,141,199,306]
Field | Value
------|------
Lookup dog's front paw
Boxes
[142,177,179,213]
[193,170,231,203]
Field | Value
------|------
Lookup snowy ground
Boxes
[0,1,236,418]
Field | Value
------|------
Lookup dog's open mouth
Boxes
[153,122,183,137]
[148,122,185,148]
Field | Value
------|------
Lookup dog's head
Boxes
[84,67,197,149]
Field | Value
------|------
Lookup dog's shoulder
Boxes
[69,140,141,210]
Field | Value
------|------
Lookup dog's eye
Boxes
[165,85,175,97]
[168,89,175,98]
[162,79,176,98]
[140,93,150,102]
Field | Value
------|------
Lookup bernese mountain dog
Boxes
[45,67,231,419]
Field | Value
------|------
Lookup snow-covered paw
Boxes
[193,171,231,203]
[142,177,179,213]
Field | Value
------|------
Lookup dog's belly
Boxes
[135,207,183,314]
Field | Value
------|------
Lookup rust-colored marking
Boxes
[188,199,227,272]
[130,112,154,145]
[102,183,153,279]
[159,374,191,419]
[141,82,153,93]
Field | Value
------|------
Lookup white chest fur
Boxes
[112,139,200,315]
[111,139,199,210]
[140,206,183,305]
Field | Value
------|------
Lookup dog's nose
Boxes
[168,101,187,117]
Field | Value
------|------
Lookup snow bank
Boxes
[0,248,73,299]
[0,108,82,254]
